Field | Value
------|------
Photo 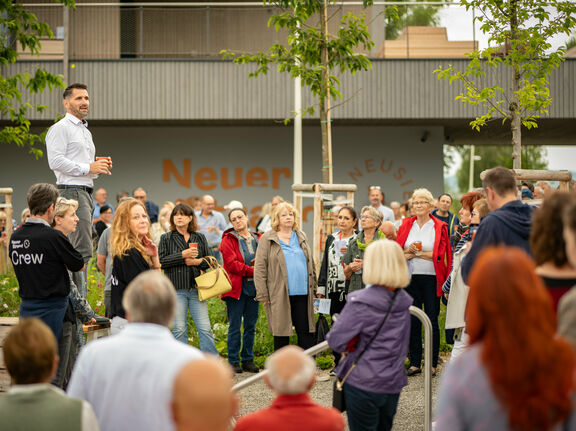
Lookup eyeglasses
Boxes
[412,201,429,206]
[360,215,376,220]
[369,186,381,190]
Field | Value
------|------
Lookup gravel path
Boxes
[234,358,446,430]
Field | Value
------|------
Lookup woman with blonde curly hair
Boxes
[110,198,161,333]
[254,201,317,351]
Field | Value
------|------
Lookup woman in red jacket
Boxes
[397,188,452,376]
[221,207,261,374]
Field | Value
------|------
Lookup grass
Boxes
[1,261,451,369]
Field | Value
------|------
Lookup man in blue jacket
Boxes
[461,167,533,282]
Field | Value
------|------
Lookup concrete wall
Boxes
[1,124,444,235]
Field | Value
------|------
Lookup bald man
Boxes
[235,346,344,431]
[380,221,397,240]
[171,358,238,431]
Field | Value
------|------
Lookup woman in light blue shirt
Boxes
[254,202,317,351]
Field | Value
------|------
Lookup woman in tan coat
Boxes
[254,202,317,351]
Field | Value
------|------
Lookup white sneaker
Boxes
[316,369,331,382]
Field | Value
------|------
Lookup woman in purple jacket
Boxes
[327,239,413,431]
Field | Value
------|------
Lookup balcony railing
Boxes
[19,1,481,60]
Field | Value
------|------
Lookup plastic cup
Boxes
[414,241,422,251]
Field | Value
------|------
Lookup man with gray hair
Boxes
[235,346,344,431]
[67,271,203,431]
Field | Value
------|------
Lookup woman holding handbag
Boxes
[110,198,161,334]
[158,203,218,354]
[221,208,261,374]
[327,240,412,431]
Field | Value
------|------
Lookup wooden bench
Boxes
[83,322,111,342]
[0,317,111,392]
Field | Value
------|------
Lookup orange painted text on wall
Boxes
[163,159,291,191]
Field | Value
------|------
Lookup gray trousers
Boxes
[52,320,77,389]
[58,187,94,264]
[104,290,112,318]
[59,187,94,298]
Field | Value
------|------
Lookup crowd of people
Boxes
[1,83,576,431]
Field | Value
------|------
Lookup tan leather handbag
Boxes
[194,256,233,301]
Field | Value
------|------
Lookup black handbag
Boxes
[315,314,330,345]
[332,289,399,412]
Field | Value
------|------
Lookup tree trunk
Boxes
[320,0,333,184]
[511,104,522,170]
[509,0,522,170]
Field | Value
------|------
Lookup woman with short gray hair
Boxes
[397,188,452,376]
[342,206,385,293]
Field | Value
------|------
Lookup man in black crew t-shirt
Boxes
[9,183,84,339]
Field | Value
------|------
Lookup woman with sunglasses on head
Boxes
[158,203,218,354]
[51,197,98,388]
[220,207,261,373]
[343,206,385,294]
[397,188,452,377]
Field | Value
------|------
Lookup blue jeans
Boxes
[344,383,400,431]
[223,294,259,364]
[173,288,218,354]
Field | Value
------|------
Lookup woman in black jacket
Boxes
[110,198,161,334]
[158,203,218,354]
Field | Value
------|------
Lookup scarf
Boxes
[356,229,385,251]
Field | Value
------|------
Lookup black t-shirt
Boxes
[110,248,151,318]
[9,222,84,299]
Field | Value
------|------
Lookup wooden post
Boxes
[346,191,355,209]
[313,184,323,274]
[478,169,572,200]
[0,188,13,274]
[292,183,357,272]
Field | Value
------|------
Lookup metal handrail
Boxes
[232,305,433,431]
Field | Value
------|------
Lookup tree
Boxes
[455,145,548,191]
[434,0,576,170]
[222,0,374,184]
[1,0,75,159]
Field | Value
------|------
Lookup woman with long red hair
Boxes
[435,246,576,431]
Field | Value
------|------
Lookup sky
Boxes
[436,5,576,177]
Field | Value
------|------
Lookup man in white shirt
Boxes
[46,84,112,282]
[196,194,227,262]
[67,271,203,431]
[0,318,99,431]
[368,186,394,222]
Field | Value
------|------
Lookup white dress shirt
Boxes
[7,384,100,431]
[404,218,436,275]
[46,113,97,187]
[67,323,203,431]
